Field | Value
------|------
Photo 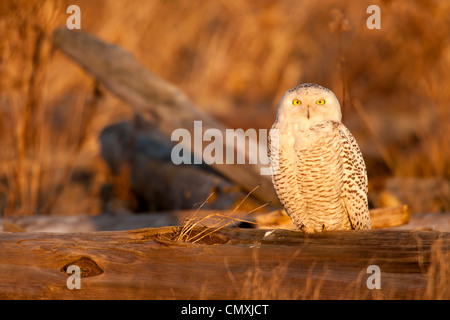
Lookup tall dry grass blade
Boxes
[177,184,268,244]
[176,192,215,242]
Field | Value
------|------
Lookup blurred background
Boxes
[0,0,449,219]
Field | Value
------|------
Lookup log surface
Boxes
[0,227,448,299]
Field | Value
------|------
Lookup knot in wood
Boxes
[60,256,104,278]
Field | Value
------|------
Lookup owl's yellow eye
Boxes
[316,99,326,105]
[292,99,301,105]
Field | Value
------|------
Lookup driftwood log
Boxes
[98,119,263,211]
[0,227,448,299]
[253,205,412,230]
[0,205,413,233]
[53,28,278,205]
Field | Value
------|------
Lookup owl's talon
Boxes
[300,225,315,233]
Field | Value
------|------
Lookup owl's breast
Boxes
[280,121,339,151]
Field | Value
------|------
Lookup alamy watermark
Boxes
[66,265,81,290]
[170,121,278,176]
[366,5,381,29]
[66,5,81,29]
[366,265,381,289]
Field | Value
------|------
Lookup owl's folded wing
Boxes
[338,124,372,230]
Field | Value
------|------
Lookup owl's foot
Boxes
[300,224,315,233]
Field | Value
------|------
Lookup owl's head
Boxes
[276,83,342,126]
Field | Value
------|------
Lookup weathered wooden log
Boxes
[0,210,249,233]
[99,119,262,211]
[0,227,448,299]
[52,28,278,205]
[369,205,411,229]
[0,205,415,233]
[253,205,412,230]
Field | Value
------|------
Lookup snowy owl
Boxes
[269,83,372,233]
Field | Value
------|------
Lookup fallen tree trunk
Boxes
[0,205,413,233]
[254,205,412,230]
[53,28,278,205]
[98,120,263,211]
[0,227,448,299]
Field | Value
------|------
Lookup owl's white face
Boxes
[276,83,342,127]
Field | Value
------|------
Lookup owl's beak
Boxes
[307,106,310,119]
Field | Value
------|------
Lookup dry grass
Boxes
[425,237,450,299]
[174,185,268,243]
[225,237,450,300]
[0,1,126,216]
[229,249,298,300]
[1,0,449,214]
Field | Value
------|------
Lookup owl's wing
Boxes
[338,124,371,229]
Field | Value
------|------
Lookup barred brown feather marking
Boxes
[270,120,371,232]
[269,84,371,232]
[338,124,371,230]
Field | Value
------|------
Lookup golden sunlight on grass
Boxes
[1,0,449,216]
